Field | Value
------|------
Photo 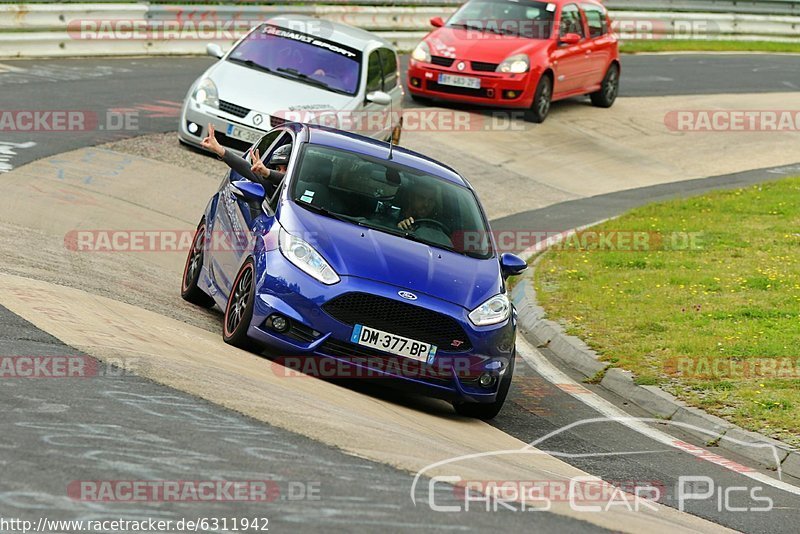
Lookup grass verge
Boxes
[534,177,800,446]
[620,40,800,54]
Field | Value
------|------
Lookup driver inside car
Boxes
[397,183,438,231]
[201,123,288,194]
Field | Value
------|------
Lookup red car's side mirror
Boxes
[430,16,445,28]
[560,33,581,45]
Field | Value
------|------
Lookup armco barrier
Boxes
[0,2,798,58]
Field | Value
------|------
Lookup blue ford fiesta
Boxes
[182,122,526,419]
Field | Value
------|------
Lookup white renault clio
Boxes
[179,15,404,153]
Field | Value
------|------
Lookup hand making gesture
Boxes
[201,123,226,158]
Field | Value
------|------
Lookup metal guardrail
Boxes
[6,0,800,12]
[0,2,799,58]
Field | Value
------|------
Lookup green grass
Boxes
[620,40,800,54]
[534,178,800,446]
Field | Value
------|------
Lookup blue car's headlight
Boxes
[468,294,510,326]
[279,228,340,285]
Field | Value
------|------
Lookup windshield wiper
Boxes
[274,68,351,95]
[386,227,491,259]
[275,68,332,89]
[228,57,275,74]
[295,200,366,226]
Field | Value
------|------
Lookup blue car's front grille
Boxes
[322,292,472,352]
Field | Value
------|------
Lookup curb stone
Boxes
[511,273,800,480]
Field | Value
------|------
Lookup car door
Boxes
[552,3,590,95]
[212,129,283,294]
[581,2,614,88]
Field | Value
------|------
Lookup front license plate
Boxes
[226,124,262,144]
[351,324,437,363]
[438,73,481,89]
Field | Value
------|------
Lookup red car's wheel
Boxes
[591,63,620,108]
[524,74,552,123]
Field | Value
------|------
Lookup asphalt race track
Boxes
[2,53,800,169]
[1,52,800,533]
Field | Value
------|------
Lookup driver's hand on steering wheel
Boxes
[397,217,415,231]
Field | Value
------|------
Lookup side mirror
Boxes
[366,91,392,106]
[231,180,266,203]
[500,253,527,278]
[559,33,581,46]
[206,43,224,59]
[430,16,445,28]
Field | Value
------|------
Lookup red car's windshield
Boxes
[447,0,556,39]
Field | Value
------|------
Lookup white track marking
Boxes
[516,336,800,497]
[0,141,36,173]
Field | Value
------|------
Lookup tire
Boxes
[453,350,516,420]
[181,220,215,308]
[222,258,258,350]
[524,74,553,123]
[590,63,620,108]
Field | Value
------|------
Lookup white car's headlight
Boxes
[469,294,511,326]
[193,78,219,108]
[496,54,530,74]
[279,228,340,285]
[412,41,431,63]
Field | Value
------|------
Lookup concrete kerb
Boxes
[511,238,800,479]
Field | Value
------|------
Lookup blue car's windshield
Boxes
[448,0,556,39]
[228,24,362,96]
[290,144,494,259]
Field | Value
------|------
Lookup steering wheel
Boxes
[411,218,451,235]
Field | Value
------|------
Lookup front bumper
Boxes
[407,58,539,109]
[247,249,516,404]
[178,98,276,155]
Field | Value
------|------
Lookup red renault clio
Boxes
[407,0,619,123]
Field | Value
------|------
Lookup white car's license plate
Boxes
[351,324,437,363]
[227,124,262,145]
[438,73,481,89]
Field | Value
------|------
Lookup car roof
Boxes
[267,14,395,51]
[295,124,469,187]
